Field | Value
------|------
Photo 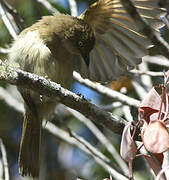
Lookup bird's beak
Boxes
[82,53,90,67]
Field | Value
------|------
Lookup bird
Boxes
[8,0,166,178]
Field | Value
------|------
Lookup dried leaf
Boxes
[140,87,161,110]
[143,154,163,177]
[120,122,137,161]
[139,87,163,123]
[141,121,169,154]
[155,166,169,180]
[139,107,159,123]
[153,153,164,166]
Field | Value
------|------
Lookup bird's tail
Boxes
[19,109,41,178]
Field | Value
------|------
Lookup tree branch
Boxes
[130,70,164,77]
[143,55,169,67]
[45,121,128,180]
[0,47,10,54]
[36,0,60,14]
[66,106,129,175]
[0,0,25,31]
[73,72,140,108]
[68,0,78,17]
[0,1,19,38]
[0,60,127,134]
[0,139,9,180]
[0,86,24,113]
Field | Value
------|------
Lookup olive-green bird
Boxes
[8,0,166,178]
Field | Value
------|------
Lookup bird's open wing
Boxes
[76,0,166,82]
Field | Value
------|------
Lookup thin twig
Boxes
[0,47,10,54]
[121,0,169,59]
[0,0,25,31]
[68,0,78,17]
[132,80,148,100]
[36,0,60,14]
[0,159,3,179]
[0,87,24,113]
[138,61,152,91]
[66,106,129,176]
[0,139,9,180]
[73,72,140,108]
[122,105,133,122]
[0,1,19,39]
[158,0,169,12]
[99,102,122,111]
[0,87,128,178]
[130,70,164,77]
[0,86,128,178]
[44,122,128,180]
[132,62,152,100]
[68,128,128,180]
[67,128,113,165]
[143,55,169,67]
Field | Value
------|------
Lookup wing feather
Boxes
[77,0,166,82]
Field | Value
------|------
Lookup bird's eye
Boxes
[78,41,83,47]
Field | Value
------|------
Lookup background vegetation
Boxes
[0,0,168,180]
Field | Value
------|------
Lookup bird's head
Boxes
[63,18,95,66]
